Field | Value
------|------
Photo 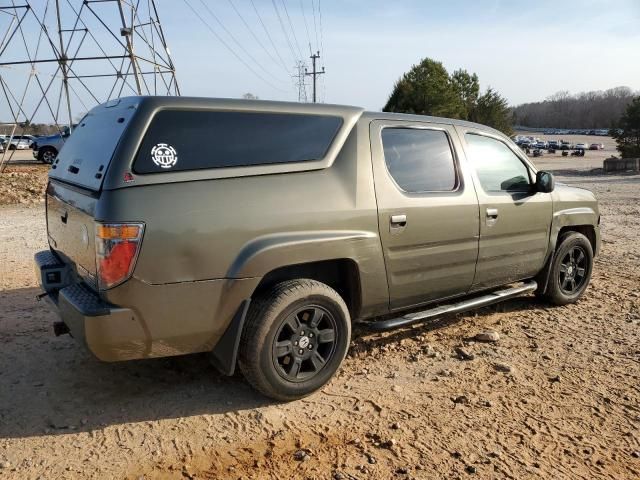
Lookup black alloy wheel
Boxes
[558,246,588,295]
[272,305,337,382]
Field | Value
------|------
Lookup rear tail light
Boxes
[95,222,145,290]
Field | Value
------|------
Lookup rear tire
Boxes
[238,279,351,401]
[541,232,593,305]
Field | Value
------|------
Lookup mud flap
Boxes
[209,300,251,376]
[534,249,556,296]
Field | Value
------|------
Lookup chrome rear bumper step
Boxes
[367,280,538,332]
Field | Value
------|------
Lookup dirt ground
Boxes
[1,142,639,479]
[0,151,48,206]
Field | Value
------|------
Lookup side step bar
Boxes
[367,280,537,332]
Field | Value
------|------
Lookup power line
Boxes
[271,0,298,65]
[182,0,288,93]
[227,0,289,74]
[311,0,320,52]
[280,0,304,60]
[197,0,286,85]
[299,0,313,54]
[318,0,325,59]
[249,0,291,74]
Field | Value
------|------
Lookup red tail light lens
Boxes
[95,223,144,290]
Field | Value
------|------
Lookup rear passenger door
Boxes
[459,128,552,290]
[370,120,480,310]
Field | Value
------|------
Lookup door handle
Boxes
[486,208,499,219]
[390,214,407,227]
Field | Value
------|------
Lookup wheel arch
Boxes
[537,221,598,295]
[557,225,597,254]
[253,259,362,321]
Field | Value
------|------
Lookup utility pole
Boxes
[304,51,325,103]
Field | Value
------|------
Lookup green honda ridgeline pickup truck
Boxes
[35,97,600,400]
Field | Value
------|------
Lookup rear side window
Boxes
[381,128,457,192]
[133,110,343,174]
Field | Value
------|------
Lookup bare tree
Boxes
[512,87,639,129]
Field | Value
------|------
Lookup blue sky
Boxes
[159,0,640,109]
[0,0,639,124]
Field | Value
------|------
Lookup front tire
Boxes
[238,279,351,401]
[38,147,57,164]
[542,232,593,305]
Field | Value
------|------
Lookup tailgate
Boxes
[46,180,98,288]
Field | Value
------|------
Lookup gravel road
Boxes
[1,162,639,479]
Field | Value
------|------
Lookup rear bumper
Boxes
[35,250,260,367]
[34,250,144,361]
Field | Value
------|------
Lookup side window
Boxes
[133,110,343,174]
[465,134,531,193]
[381,128,457,193]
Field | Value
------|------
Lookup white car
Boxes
[7,135,34,150]
[574,143,588,150]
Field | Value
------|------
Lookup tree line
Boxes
[511,87,638,129]
[0,121,63,136]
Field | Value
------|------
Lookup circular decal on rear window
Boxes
[151,143,178,169]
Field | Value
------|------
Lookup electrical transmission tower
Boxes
[293,60,308,102]
[0,0,179,172]
[304,51,324,103]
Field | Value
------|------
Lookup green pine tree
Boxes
[611,96,640,158]
[383,58,513,135]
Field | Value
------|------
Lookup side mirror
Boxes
[535,171,555,193]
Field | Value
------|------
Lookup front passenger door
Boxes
[460,129,552,291]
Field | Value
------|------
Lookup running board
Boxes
[366,281,537,332]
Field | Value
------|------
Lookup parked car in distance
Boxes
[574,143,588,150]
[32,126,74,164]
[35,96,601,401]
[6,134,34,150]
[589,143,604,150]
[559,141,573,150]
[547,140,560,149]
[534,141,548,149]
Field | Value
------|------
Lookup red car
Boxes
[589,143,604,150]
